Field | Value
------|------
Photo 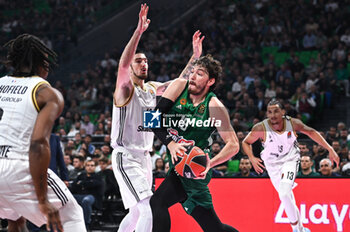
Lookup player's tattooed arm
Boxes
[179,30,205,80]
[152,30,204,95]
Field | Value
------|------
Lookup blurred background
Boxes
[0,0,350,231]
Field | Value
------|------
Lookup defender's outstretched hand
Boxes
[137,4,151,35]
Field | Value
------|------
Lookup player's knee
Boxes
[278,183,292,200]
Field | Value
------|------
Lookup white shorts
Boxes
[112,147,153,209]
[0,158,86,231]
[265,159,300,192]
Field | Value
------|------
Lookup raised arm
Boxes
[114,4,150,106]
[292,118,339,167]
[151,30,205,95]
[242,123,266,174]
[29,85,64,231]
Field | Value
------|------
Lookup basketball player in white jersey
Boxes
[242,99,339,232]
[111,4,204,232]
[0,34,85,232]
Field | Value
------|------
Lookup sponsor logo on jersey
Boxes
[287,131,292,138]
[180,98,187,105]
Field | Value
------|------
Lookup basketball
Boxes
[174,145,208,179]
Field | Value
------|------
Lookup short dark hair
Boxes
[99,156,109,163]
[73,155,85,162]
[301,154,312,160]
[4,34,57,76]
[267,99,284,109]
[194,54,222,91]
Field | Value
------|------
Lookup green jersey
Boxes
[165,82,217,214]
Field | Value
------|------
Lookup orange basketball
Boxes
[174,145,207,179]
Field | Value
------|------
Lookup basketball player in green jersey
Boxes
[150,55,240,232]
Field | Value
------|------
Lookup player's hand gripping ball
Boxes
[174,145,207,179]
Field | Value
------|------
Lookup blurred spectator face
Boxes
[67,140,75,149]
[226,91,233,100]
[332,141,340,152]
[104,135,111,144]
[340,129,348,139]
[59,117,65,125]
[299,144,309,155]
[64,155,72,166]
[73,157,84,169]
[211,143,221,155]
[237,131,245,141]
[84,135,92,144]
[85,161,96,174]
[155,158,164,170]
[337,122,346,131]
[131,53,148,80]
[266,104,285,124]
[74,122,81,129]
[99,160,108,171]
[101,145,110,156]
[75,133,81,143]
[164,162,170,173]
[83,115,90,123]
[239,158,252,175]
[328,127,337,137]
[59,129,66,136]
[319,159,332,176]
[300,156,313,171]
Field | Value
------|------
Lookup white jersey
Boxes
[111,82,156,152]
[0,75,49,160]
[260,117,300,165]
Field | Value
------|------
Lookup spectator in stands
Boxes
[68,122,81,137]
[64,154,74,172]
[68,155,85,183]
[231,75,244,94]
[298,142,311,156]
[303,30,317,50]
[319,158,341,177]
[341,151,350,176]
[298,154,320,177]
[164,162,170,174]
[98,157,120,199]
[265,80,277,99]
[335,62,350,97]
[211,142,226,177]
[70,160,104,229]
[81,115,95,135]
[153,158,166,178]
[326,126,339,144]
[77,134,96,155]
[233,156,257,177]
[101,144,112,159]
[296,91,316,123]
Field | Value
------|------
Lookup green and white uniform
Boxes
[165,82,216,214]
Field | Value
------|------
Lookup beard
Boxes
[188,81,207,95]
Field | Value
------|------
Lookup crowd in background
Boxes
[1,0,350,228]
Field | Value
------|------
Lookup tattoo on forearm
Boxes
[181,60,196,80]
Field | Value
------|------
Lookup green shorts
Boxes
[179,169,213,215]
